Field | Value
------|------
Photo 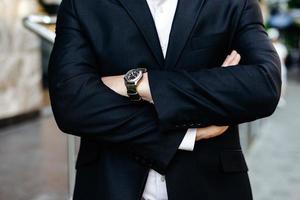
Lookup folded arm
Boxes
[145,0,281,130]
[102,51,242,141]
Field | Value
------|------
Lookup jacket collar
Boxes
[116,0,206,69]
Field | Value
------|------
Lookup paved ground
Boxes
[246,80,300,200]
[0,113,68,200]
[0,79,299,200]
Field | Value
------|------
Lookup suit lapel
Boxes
[116,0,165,68]
[164,0,207,69]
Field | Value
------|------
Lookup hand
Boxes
[101,74,128,97]
[195,50,241,141]
[196,125,229,141]
[222,50,241,67]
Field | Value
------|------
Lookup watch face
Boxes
[125,69,142,83]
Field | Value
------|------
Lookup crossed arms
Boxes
[48,0,281,174]
[101,51,242,141]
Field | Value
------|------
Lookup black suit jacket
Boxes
[48,0,281,199]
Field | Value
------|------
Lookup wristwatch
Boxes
[124,68,147,101]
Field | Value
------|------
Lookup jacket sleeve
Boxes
[147,0,282,131]
[48,0,185,174]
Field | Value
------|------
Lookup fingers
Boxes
[223,50,237,66]
[196,125,228,140]
[231,53,241,66]
[222,50,241,67]
[196,125,229,141]
[222,50,237,67]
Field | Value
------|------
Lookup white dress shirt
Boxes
[142,0,197,199]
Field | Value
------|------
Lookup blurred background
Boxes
[0,0,299,199]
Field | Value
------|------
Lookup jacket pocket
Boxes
[219,149,248,173]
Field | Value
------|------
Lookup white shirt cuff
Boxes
[150,100,196,151]
[178,128,197,151]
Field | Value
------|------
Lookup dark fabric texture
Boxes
[48,0,281,199]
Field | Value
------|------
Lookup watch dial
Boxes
[126,70,142,83]
[129,71,139,79]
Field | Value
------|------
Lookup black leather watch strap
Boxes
[127,82,142,101]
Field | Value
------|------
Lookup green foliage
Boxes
[289,0,300,8]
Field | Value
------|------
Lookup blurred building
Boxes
[0,0,42,121]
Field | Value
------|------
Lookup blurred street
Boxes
[0,112,68,200]
[247,78,300,200]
